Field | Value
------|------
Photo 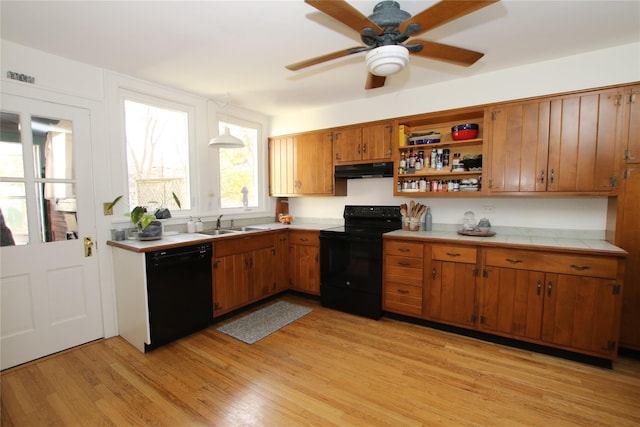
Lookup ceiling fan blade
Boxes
[410,39,484,67]
[399,0,499,37]
[286,46,364,71]
[365,73,386,90]
[305,0,382,34]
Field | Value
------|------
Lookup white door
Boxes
[0,93,103,370]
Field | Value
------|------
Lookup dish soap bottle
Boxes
[187,217,195,233]
[425,207,432,231]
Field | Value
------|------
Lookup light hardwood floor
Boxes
[2,294,640,426]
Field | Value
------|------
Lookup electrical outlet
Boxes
[482,205,495,214]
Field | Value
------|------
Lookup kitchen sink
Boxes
[198,229,240,236]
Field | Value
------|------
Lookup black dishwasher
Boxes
[145,243,213,351]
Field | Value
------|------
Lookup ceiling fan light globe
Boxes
[366,45,409,76]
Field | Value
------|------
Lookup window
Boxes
[123,96,191,212]
[218,119,260,210]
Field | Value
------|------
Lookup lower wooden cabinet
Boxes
[382,237,626,360]
[383,240,424,316]
[427,244,478,328]
[212,233,277,316]
[288,230,320,295]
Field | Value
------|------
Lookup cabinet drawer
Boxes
[385,240,424,258]
[384,282,422,316]
[384,255,423,286]
[289,230,319,246]
[432,245,477,264]
[486,248,619,279]
[214,234,275,257]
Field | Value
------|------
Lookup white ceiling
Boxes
[1,1,639,117]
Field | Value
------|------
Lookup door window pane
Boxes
[218,121,258,209]
[1,112,25,245]
[32,117,74,181]
[124,99,190,211]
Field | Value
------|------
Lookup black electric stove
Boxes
[319,205,402,319]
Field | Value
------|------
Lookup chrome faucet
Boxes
[216,214,223,230]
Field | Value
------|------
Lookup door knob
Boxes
[84,237,94,257]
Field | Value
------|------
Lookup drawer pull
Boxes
[397,261,411,267]
[398,247,411,252]
[570,264,591,271]
[300,237,308,242]
[505,258,523,264]
[446,252,461,257]
[397,289,409,294]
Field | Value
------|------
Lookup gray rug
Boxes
[217,301,312,344]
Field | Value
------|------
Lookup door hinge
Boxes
[610,284,621,295]
[491,111,500,120]
[479,315,485,324]
[609,176,618,188]
[213,260,219,269]
[604,340,617,351]
[330,133,334,142]
[335,153,341,160]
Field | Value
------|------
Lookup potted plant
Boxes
[130,206,163,240]
[107,192,181,241]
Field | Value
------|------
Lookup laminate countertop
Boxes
[385,229,627,257]
[106,222,335,253]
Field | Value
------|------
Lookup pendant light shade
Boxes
[209,126,244,148]
[209,93,244,149]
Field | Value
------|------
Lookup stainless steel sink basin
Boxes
[198,229,240,236]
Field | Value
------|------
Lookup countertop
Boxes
[385,229,627,257]
[106,222,334,253]
[107,221,626,256]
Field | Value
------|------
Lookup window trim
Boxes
[216,114,266,215]
[117,88,198,220]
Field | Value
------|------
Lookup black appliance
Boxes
[145,242,213,351]
[320,205,402,319]
[334,162,394,179]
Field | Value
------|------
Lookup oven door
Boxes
[319,231,383,319]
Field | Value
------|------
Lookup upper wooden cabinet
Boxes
[269,130,346,197]
[486,88,624,194]
[334,123,393,165]
[621,85,640,164]
[394,107,487,196]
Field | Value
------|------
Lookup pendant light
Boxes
[209,93,244,149]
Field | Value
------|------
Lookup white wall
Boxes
[290,178,607,231]
[272,42,640,135]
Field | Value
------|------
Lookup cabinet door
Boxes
[333,127,363,164]
[297,131,334,195]
[268,135,297,196]
[480,267,544,340]
[362,124,392,162]
[427,260,477,327]
[275,231,289,293]
[289,244,320,295]
[487,101,550,192]
[213,253,249,316]
[541,274,620,356]
[623,85,640,163]
[616,166,640,349]
[250,247,277,300]
[547,89,621,192]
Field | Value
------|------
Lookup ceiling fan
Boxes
[286,0,499,89]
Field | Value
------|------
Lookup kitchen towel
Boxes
[217,301,312,344]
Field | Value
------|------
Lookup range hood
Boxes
[334,162,394,179]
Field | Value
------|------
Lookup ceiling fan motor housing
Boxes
[368,1,411,27]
